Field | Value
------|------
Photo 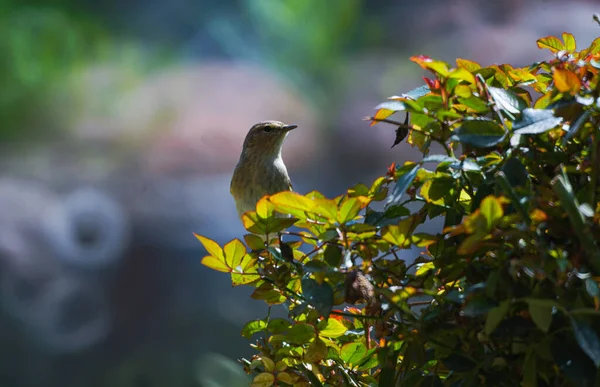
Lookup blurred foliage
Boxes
[0,1,172,142]
[197,29,600,386]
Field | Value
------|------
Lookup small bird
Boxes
[230,120,297,218]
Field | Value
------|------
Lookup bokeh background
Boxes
[1,0,598,386]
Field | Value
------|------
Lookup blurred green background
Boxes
[0,1,598,386]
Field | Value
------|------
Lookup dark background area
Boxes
[0,1,598,386]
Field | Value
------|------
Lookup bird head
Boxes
[240,121,297,158]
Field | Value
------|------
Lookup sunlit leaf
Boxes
[338,196,370,223]
[194,233,225,260]
[285,323,316,345]
[224,238,246,269]
[537,36,565,53]
[448,67,476,84]
[562,32,576,52]
[269,191,316,219]
[456,58,481,72]
[319,318,348,338]
[410,55,450,77]
[553,68,581,94]
[340,342,368,366]
[479,195,504,231]
[242,319,267,338]
[200,255,230,273]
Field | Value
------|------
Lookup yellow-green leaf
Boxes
[312,198,338,220]
[242,211,268,234]
[448,67,476,84]
[415,261,435,276]
[269,191,316,219]
[224,238,246,268]
[337,196,370,224]
[200,256,230,273]
[319,318,347,338]
[537,36,564,53]
[480,195,504,231]
[456,58,481,72]
[371,108,396,126]
[562,32,576,52]
[256,196,275,219]
[194,233,224,260]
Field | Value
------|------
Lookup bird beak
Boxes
[283,124,298,131]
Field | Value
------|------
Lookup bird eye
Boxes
[263,126,274,133]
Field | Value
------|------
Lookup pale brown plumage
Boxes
[230,121,297,217]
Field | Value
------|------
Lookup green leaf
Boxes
[340,342,368,366]
[479,195,504,231]
[522,347,538,387]
[301,278,334,318]
[488,86,525,114]
[563,110,591,143]
[357,351,379,371]
[570,317,600,367]
[387,162,419,206]
[251,373,274,387]
[485,300,510,334]
[501,157,529,187]
[420,176,455,206]
[529,300,553,332]
[285,323,316,345]
[552,172,600,273]
[241,320,267,338]
[324,244,342,266]
[453,118,506,148]
[318,318,347,338]
[457,96,490,113]
[512,108,562,134]
[267,318,292,334]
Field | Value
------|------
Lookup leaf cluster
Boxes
[196,31,600,386]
